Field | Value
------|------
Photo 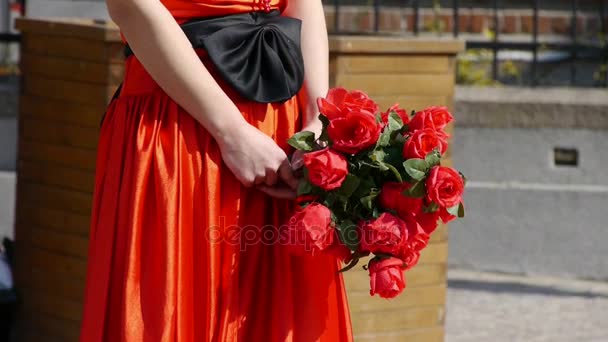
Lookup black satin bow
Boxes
[124,11,305,104]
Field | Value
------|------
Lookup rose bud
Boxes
[381,104,410,126]
[409,106,454,132]
[402,128,448,160]
[397,246,421,271]
[328,109,382,154]
[359,213,409,255]
[416,210,440,235]
[317,88,380,120]
[405,217,430,252]
[369,257,406,299]
[284,203,334,256]
[426,166,465,208]
[317,87,349,119]
[379,182,423,218]
[303,148,349,191]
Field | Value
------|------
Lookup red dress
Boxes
[79,1,353,341]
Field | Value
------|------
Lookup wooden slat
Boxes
[370,95,449,113]
[14,265,85,302]
[21,53,123,85]
[420,242,448,265]
[16,182,92,215]
[19,141,97,171]
[330,36,465,54]
[355,327,444,342]
[23,75,115,106]
[15,245,87,279]
[335,73,454,97]
[347,285,446,313]
[18,160,96,193]
[22,34,123,63]
[17,18,121,42]
[351,306,444,334]
[20,95,106,127]
[20,119,99,150]
[18,287,83,322]
[16,224,89,258]
[15,205,91,237]
[338,55,450,74]
[344,263,446,291]
[430,224,448,243]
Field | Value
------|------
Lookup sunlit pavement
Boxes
[446,269,608,342]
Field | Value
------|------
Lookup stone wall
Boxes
[449,86,608,280]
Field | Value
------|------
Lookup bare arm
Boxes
[284,0,329,135]
[107,0,297,192]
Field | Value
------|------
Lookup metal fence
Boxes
[1,1,607,87]
[327,0,608,87]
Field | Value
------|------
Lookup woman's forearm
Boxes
[106,0,247,142]
[284,0,329,128]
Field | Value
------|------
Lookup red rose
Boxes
[369,257,406,298]
[325,233,353,263]
[416,210,440,235]
[285,203,334,255]
[379,182,423,218]
[344,90,380,115]
[426,166,464,208]
[328,109,382,154]
[402,128,448,160]
[409,106,453,132]
[303,148,349,191]
[359,213,408,255]
[317,88,379,120]
[397,247,421,271]
[317,88,348,119]
[381,104,410,126]
[405,217,430,252]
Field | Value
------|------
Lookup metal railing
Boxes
[326,0,608,87]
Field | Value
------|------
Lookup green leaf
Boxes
[387,111,404,132]
[403,158,429,181]
[297,179,313,196]
[336,174,361,198]
[336,220,360,251]
[360,192,379,210]
[403,181,426,198]
[376,131,391,147]
[425,149,441,168]
[447,203,460,217]
[384,163,403,182]
[287,131,316,151]
[423,202,440,213]
[318,114,331,142]
[457,202,465,218]
[370,149,386,163]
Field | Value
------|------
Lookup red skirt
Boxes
[79,51,353,341]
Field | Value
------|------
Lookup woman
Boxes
[79,0,353,341]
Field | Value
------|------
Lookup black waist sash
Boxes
[124,10,305,104]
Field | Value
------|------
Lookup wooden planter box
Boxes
[330,36,463,342]
[13,17,463,342]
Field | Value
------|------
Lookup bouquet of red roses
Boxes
[284,87,466,299]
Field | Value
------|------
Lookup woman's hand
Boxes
[217,121,299,199]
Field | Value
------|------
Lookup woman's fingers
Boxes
[278,160,299,190]
[257,184,297,199]
[264,169,278,186]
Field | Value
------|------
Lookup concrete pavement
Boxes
[447,269,608,342]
